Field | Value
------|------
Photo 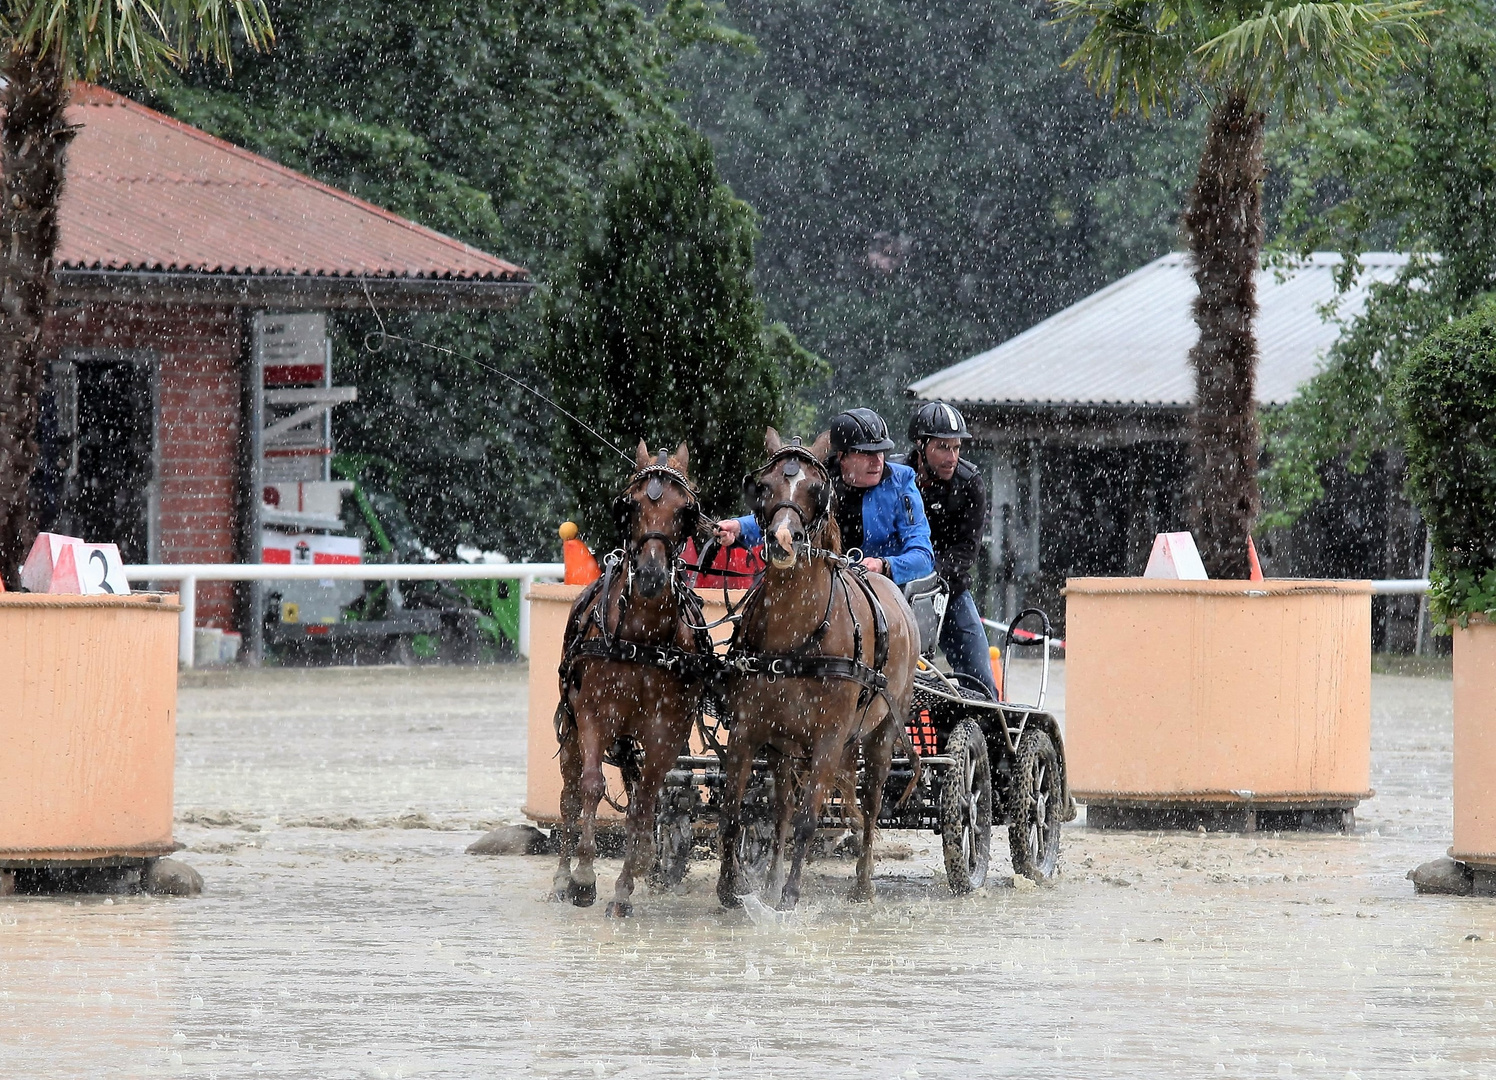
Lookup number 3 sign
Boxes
[20,533,132,595]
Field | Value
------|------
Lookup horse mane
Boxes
[823,511,843,555]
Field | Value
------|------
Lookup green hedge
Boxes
[1393,299,1496,625]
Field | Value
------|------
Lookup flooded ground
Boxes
[3,661,1492,1079]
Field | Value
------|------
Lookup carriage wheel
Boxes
[1008,728,1061,882]
[650,786,696,889]
[939,719,992,895]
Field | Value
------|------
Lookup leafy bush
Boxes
[1392,299,1496,625]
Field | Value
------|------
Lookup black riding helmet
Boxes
[829,408,895,454]
[908,401,971,442]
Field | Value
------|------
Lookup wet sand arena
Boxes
[3,661,1493,1078]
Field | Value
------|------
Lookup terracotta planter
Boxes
[1065,578,1372,829]
[1452,617,1496,866]
[524,583,741,824]
[0,593,180,863]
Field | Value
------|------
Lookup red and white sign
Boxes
[261,531,362,566]
[21,532,131,595]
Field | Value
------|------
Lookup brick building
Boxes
[32,85,530,632]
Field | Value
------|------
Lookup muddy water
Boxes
[4,663,1494,1079]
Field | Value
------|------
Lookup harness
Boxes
[555,457,716,743]
[723,443,893,715]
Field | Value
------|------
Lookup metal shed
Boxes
[908,252,1423,646]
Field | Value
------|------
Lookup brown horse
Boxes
[552,441,711,917]
[716,428,920,910]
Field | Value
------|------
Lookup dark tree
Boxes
[546,127,820,536]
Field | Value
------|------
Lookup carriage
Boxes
[639,603,1075,895]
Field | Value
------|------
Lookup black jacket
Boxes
[895,454,987,597]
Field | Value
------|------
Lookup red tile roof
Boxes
[56,84,527,283]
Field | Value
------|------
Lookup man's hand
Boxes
[715,519,742,543]
[862,556,885,576]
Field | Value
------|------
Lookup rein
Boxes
[724,445,892,713]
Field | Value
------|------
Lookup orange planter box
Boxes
[0,593,180,863]
[524,582,742,825]
[1452,618,1496,866]
[1065,579,1372,818]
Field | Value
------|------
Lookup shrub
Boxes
[1392,299,1496,626]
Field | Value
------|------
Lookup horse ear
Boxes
[635,439,651,469]
[810,430,832,462]
[765,427,782,455]
[670,441,690,476]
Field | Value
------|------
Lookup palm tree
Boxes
[0,2,273,584]
[1051,0,1433,577]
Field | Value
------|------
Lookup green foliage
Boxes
[671,1,1201,420]
[1052,0,1435,117]
[1391,300,1496,624]
[545,126,824,537]
[118,1,778,559]
[3,0,272,80]
[1263,10,1496,526]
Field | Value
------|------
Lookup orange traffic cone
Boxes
[989,646,1004,700]
[560,521,601,585]
[1247,535,1264,581]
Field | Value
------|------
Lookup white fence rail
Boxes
[123,562,564,667]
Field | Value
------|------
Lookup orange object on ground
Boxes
[1247,535,1264,581]
[989,646,1004,699]
[559,522,600,586]
[0,593,179,861]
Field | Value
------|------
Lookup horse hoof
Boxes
[605,901,633,919]
[718,884,743,909]
[848,887,874,904]
[775,893,798,912]
[569,880,597,907]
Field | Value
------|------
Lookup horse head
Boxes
[616,440,698,599]
[746,427,836,570]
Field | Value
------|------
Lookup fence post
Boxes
[517,573,534,659]
[179,575,197,668]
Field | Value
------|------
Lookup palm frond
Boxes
[1051,0,1200,115]
[1199,2,1437,114]
[0,0,274,80]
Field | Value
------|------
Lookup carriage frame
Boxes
[638,606,1075,895]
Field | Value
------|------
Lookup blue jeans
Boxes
[940,590,997,699]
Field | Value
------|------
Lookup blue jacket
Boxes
[737,461,936,584]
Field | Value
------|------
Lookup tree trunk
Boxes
[0,47,73,586]
[1183,93,1265,580]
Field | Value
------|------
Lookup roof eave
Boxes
[55,268,536,311]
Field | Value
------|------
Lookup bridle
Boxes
[609,453,702,596]
[744,441,834,554]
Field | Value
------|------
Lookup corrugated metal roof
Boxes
[52,84,527,282]
[908,252,1406,407]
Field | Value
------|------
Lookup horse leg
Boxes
[571,729,607,907]
[778,735,842,911]
[851,718,896,903]
[765,749,797,906]
[553,720,583,900]
[715,736,757,909]
[608,730,673,919]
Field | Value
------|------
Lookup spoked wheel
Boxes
[734,775,777,895]
[1008,728,1061,882]
[650,784,697,889]
[939,719,993,894]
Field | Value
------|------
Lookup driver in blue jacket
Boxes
[715,408,935,584]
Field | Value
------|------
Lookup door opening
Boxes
[35,354,155,562]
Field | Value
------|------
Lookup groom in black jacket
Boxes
[898,402,996,698]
